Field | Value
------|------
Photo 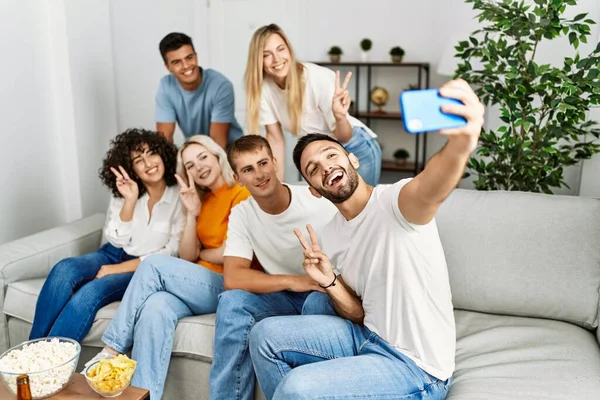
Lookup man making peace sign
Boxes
[248,79,485,399]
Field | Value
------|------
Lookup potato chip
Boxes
[86,354,136,394]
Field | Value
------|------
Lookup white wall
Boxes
[64,0,119,215]
[579,23,600,198]
[0,0,118,245]
[0,0,69,244]
[109,0,196,146]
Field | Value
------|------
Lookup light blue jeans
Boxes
[249,315,452,400]
[209,290,336,400]
[343,127,382,186]
[101,254,224,400]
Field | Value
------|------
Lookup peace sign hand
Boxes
[294,224,336,287]
[174,169,202,217]
[332,71,352,119]
[110,166,138,202]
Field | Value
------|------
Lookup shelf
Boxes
[381,160,416,172]
[355,112,402,120]
[310,61,430,68]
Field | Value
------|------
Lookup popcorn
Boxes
[0,338,78,398]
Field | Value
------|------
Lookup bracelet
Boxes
[319,274,338,289]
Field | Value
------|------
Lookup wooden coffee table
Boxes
[0,373,149,399]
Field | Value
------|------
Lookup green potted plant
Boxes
[328,46,343,63]
[455,0,600,194]
[360,38,372,62]
[393,148,410,166]
[390,46,405,63]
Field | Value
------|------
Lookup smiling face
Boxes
[164,44,201,87]
[181,143,223,189]
[262,33,291,85]
[300,141,360,204]
[231,147,279,198]
[131,144,165,185]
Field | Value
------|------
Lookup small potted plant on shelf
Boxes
[393,148,410,166]
[328,46,343,63]
[360,38,372,62]
[390,46,405,63]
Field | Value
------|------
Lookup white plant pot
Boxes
[360,51,369,62]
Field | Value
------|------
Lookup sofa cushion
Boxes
[3,278,217,361]
[436,189,600,329]
[450,310,600,399]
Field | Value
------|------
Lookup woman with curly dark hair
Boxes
[29,128,185,342]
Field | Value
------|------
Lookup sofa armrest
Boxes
[0,213,105,351]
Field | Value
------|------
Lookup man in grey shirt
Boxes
[155,32,243,148]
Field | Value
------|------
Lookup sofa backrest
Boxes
[436,189,600,330]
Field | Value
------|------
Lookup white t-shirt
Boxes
[224,184,338,275]
[260,62,377,138]
[104,185,185,261]
[321,179,456,380]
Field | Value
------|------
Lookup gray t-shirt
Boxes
[155,68,243,145]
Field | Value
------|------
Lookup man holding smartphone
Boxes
[247,79,484,399]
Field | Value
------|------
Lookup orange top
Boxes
[196,183,250,273]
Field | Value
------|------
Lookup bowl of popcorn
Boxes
[84,354,137,398]
[0,337,80,399]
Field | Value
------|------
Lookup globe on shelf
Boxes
[370,86,389,114]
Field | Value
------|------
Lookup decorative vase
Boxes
[395,158,407,166]
[391,55,403,63]
[360,51,369,62]
[329,54,341,63]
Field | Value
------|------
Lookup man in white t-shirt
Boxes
[209,135,363,400]
[248,79,484,399]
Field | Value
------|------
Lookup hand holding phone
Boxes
[400,89,467,134]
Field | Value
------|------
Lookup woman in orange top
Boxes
[86,135,250,400]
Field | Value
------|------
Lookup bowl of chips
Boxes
[84,354,137,398]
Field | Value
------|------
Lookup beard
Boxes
[316,165,360,204]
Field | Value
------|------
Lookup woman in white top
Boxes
[245,23,382,185]
[29,128,185,343]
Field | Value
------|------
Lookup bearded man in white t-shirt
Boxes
[209,135,366,400]
[248,79,485,400]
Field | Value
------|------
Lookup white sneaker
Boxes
[80,348,114,374]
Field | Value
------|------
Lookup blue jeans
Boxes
[101,254,224,400]
[209,290,336,400]
[343,127,382,186]
[249,315,452,400]
[29,243,136,342]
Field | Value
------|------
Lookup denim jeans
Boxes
[343,127,382,186]
[209,290,336,400]
[29,243,136,342]
[101,254,224,400]
[249,315,452,400]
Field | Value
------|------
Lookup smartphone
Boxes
[400,89,467,134]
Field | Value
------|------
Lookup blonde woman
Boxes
[245,23,382,185]
[84,135,250,400]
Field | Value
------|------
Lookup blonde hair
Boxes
[176,135,235,196]
[245,24,304,136]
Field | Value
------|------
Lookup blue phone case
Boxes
[400,89,467,134]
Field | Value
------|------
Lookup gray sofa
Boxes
[0,188,599,399]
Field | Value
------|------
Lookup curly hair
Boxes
[98,128,178,198]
